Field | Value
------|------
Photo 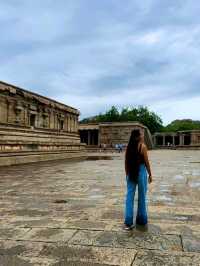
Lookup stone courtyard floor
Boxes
[0,150,200,265]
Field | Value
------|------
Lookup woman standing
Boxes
[124,129,152,230]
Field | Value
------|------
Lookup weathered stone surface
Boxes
[21,228,77,243]
[132,250,200,266]
[0,256,34,266]
[0,150,199,264]
[0,255,58,266]
[182,235,200,252]
[0,240,45,257]
[69,230,182,251]
[0,81,85,166]
[40,244,137,265]
[0,228,30,240]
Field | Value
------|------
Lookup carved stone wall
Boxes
[0,81,86,166]
[99,122,153,149]
[0,81,79,131]
[79,122,153,149]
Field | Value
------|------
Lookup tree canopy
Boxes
[163,119,200,132]
[80,106,163,133]
[80,106,200,134]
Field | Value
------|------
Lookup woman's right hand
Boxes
[148,175,153,184]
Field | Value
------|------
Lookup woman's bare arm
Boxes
[142,144,153,183]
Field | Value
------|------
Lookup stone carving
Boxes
[0,81,86,166]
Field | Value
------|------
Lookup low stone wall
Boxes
[0,124,86,166]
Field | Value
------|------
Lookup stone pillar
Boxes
[98,130,100,146]
[76,118,78,132]
[72,116,75,132]
[69,115,71,132]
[172,135,175,146]
[179,135,184,145]
[70,116,73,132]
[156,136,159,146]
[67,114,70,132]
[191,133,195,145]
[72,116,74,132]
[74,117,76,132]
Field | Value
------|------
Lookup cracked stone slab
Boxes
[63,218,112,231]
[113,222,200,236]
[182,235,200,252]
[0,228,30,240]
[20,228,77,243]
[132,250,200,266]
[15,218,67,229]
[39,243,137,266]
[52,261,115,266]
[0,255,58,266]
[69,230,182,251]
[145,223,200,236]
[0,150,200,264]
[68,230,100,246]
[0,240,48,257]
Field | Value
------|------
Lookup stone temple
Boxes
[153,130,200,148]
[0,81,200,265]
[0,81,86,166]
[79,122,153,149]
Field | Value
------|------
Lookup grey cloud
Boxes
[0,0,200,123]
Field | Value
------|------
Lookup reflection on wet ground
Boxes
[0,150,200,265]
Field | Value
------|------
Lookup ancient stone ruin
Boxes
[0,81,86,166]
[79,122,153,149]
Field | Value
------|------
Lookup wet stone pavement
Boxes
[0,150,200,265]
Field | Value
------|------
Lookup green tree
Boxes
[164,119,200,132]
[80,105,163,133]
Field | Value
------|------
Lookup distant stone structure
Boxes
[79,122,153,149]
[153,130,200,149]
[0,81,86,166]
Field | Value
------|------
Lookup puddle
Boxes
[183,171,190,175]
[87,156,113,161]
[174,175,185,180]
[156,195,172,202]
[160,189,169,192]
[89,194,105,199]
[189,181,200,188]
[192,170,200,176]
[91,188,101,192]
[174,215,189,221]
[53,199,68,204]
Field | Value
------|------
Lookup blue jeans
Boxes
[124,164,148,226]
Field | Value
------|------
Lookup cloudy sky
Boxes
[1,0,200,124]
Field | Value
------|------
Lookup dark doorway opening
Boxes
[60,120,64,130]
[165,136,173,145]
[80,130,88,144]
[156,136,164,145]
[79,129,99,145]
[184,135,191,145]
[175,136,180,146]
[30,114,36,127]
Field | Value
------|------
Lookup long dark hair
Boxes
[125,129,142,183]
